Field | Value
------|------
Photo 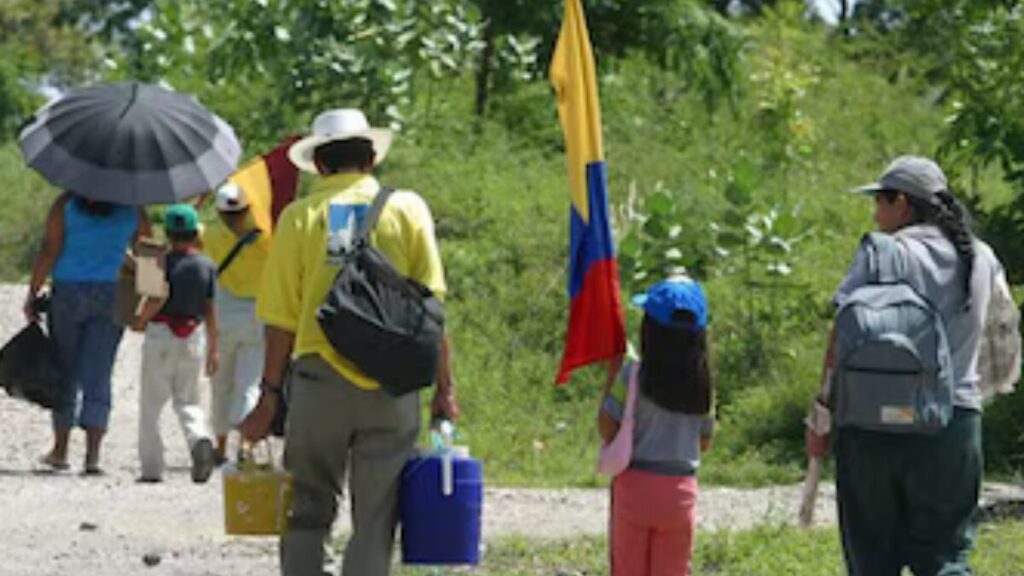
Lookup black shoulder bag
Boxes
[317,187,445,396]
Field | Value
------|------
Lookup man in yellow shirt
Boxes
[203,182,270,463]
[240,108,459,576]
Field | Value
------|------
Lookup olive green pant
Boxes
[280,355,420,576]
[835,409,982,576]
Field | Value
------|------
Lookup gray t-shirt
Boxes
[160,251,216,319]
[603,360,714,476]
[833,225,1002,412]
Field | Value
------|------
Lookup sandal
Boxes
[39,453,70,472]
[83,463,105,476]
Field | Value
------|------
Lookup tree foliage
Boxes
[939,5,1024,186]
[0,1,97,132]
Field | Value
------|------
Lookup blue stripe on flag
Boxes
[568,161,615,297]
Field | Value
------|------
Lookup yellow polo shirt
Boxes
[202,215,271,299]
[256,173,447,390]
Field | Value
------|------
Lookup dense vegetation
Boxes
[2,0,1022,486]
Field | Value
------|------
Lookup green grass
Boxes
[393,520,1024,575]
[0,143,57,281]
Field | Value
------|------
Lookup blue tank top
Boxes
[53,199,138,282]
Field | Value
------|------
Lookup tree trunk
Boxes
[837,0,850,22]
[474,20,495,118]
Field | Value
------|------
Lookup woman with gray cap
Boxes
[806,156,1008,575]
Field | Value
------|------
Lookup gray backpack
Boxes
[833,232,955,434]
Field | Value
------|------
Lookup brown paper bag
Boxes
[114,238,168,327]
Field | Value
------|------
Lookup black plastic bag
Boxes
[0,322,63,409]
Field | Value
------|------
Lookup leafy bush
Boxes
[0,145,58,280]
[983,390,1024,477]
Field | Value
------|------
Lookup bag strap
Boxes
[622,362,640,423]
[217,228,262,276]
[864,232,906,284]
[352,187,395,250]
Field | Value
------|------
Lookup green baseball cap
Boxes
[164,204,199,234]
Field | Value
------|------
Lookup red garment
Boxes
[151,314,201,338]
[611,470,698,576]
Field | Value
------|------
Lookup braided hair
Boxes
[884,188,975,304]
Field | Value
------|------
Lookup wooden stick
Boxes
[798,455,821,528]
[799,328,836,529]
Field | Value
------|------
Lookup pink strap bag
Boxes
[597,363,639,477]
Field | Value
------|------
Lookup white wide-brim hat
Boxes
[288,108,392,174]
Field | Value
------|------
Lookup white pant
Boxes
[210,322,264,436]
[138,323,211,479]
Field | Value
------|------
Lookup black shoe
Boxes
[191,439,216,484]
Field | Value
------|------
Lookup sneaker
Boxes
[191,438,216,484]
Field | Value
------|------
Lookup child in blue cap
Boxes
[598,276,715,576]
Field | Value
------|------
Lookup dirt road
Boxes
[0,284,889,575]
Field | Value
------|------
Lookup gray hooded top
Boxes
[834,224,1003,412]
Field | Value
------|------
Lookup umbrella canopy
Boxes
[18,82,242,206]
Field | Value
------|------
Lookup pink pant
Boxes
[611,469,698,576]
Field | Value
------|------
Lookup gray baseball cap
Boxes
[854,155,948,201]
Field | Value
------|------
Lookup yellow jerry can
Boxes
[223,443,293,536]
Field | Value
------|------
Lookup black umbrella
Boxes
[18,82,242,205]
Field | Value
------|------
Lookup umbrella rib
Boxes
[153,110,218,165]
[118,83,140,120]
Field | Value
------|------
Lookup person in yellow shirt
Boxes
[239,108,459,576]
[203,182,271,463]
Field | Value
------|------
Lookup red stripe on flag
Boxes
[263,136,301,225]
[556,258,627,384]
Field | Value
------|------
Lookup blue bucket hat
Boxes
[632,278,708,330]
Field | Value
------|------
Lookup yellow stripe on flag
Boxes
[229,156,274,236]
[550,0,605,225]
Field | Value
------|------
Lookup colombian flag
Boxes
[550,0,626,384]
[228,136,301,234]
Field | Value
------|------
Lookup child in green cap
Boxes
[134,203,219,484]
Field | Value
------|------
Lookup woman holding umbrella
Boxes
[19,82,242,474]
[25,194,149,474]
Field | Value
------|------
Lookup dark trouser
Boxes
[280,354,420,576]
[835,409,982,576]
[49,281,124,430]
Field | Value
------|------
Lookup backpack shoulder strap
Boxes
[217,228,262,276]
[863,232,906,284]
[353,187,395,248]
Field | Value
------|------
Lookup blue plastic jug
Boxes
[400,451,483,565]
